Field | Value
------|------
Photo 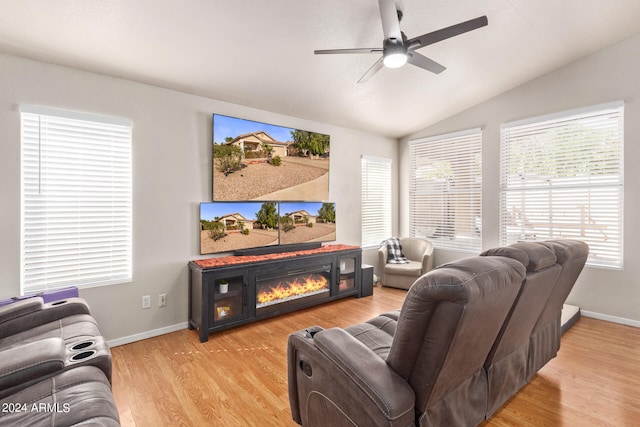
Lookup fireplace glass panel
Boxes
[256,264,331,315]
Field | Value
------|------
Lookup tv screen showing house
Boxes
[200,202,279,255]
[279,202,336,246]
[212,114,330,201]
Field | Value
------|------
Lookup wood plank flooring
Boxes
[111,286,640,426]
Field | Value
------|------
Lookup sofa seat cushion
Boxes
[0,365,120,427]
[345,315,397,360]
[384,260,423,277]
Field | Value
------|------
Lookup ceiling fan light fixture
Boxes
[382,40,408,68]
[383,51,407,68]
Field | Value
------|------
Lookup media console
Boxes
[188,244,363,342]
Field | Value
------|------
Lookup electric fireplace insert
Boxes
[255,263,332,316]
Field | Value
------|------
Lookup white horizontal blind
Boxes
[361,156,392,248]
[21,107,133,293]
[409,129,482,251]
[500,103,623,268]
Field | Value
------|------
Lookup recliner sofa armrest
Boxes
[0,337,66,393]
[288,327,415,426]
[0,297,44,323]
[0,298,92,339]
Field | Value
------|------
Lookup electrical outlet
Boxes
[159,293,167,307]
[142,295,151,309]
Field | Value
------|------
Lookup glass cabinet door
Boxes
[210,273,246,324]
[337,256,357,294]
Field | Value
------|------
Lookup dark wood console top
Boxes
[192,244,360,269]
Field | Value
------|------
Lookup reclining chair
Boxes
[288,255,526,427]
[0,296,119,426]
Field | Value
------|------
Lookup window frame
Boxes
[409,128,483,252]
[499,102,624,269]
[361,155,392,249]
[20,105,133,294]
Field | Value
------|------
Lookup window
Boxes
[409,129,482,251]
[361,156,392,248]
[500,102,623,268]
[21,106,133,293]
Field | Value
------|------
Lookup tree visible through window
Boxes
[500,102,623,268]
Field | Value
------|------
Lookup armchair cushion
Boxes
[384,261,423,277]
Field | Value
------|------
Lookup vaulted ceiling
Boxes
[1,1,639,138]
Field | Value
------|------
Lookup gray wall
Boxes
[399,33,640,325]
[0,53,398,344]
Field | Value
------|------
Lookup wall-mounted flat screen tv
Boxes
[212,114,330,201]
[200,201,279,255]
[199,201,336,255]
[279,202,336,246]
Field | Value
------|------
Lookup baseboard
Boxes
[104,309,639,348]
[107,322,188,347]
[580,310,640,328]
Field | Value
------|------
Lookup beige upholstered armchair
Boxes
[378,237,434,289]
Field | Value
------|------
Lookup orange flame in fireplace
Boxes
[257,274,329,304]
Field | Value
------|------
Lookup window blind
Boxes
[500,102,623,268]
[409,129,482,251]
[361,156,392,248]
[21,106,133,293]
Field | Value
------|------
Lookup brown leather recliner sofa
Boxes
[0,297,120,426]
[287,239,588,426]
[479,239,588,417]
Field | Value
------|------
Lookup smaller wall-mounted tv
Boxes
[279,202,336,246]
[200,202,279,255]
[199,201,336,255]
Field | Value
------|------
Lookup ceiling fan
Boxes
[314,0,488,83]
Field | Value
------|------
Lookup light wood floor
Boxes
[111,286,640,426]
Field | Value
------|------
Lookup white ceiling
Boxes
[1,1,639,138]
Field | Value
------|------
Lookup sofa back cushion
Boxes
[481,242,562,362]
[386,255,526,415]
[532,239,589,330]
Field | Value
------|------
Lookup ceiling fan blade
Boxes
[358,57,385,83]
[407,52,446,74]
[378,0,402,42]
[314,48,382,55]
[407,16,488,50]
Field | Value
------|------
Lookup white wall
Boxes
[399,33,640,325]
[0,53,397,343]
